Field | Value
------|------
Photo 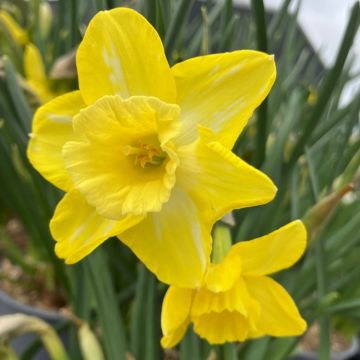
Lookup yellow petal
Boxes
[0,10,28,45]
[177,128,277,223]
[63,95,180,219]
[161,287,193,348]
[245,276,307,337]
[161,323,189,349]
[172,50,276,148]
[204,254,242,293]
[51,189,143,264]
[229,220,307,276]
[24,43,47,85]
[119,187,211,288]
[24,43,53,103]
[27,91,85,191]
[77,8,176,105]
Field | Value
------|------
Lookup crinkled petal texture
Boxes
[27,91,85,191]
[229,220,307,276]
[119,187,211,288]
[246,277,307,338]
[172,50,276,148]
[63,95,180,219]
[191,278,259,344]
[161,287,193,349]
[76,8,176,105]
[177,128,277,223]
[51,190,143,264]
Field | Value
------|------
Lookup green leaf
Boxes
[85,249,127,360]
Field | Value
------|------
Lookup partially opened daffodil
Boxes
[161,221,307,347]
[28,8,277,287]
[0,10,28,45]
[0,10,56,103]
[24,43,55,103]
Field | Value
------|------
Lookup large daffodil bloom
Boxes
[28,8,277,288]
[161,221,307,347]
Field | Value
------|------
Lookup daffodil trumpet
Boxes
[28,7,277,288]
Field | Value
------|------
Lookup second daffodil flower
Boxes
[161,221,307,347]
[28,8,277,287]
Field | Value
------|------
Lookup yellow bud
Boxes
[39,2,52,39]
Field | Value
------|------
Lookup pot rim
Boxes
[0,289,65,323]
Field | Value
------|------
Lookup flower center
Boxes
[124,143,166,168]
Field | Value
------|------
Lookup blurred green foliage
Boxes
[0,0,359,359]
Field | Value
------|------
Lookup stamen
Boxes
[124,143,166,168]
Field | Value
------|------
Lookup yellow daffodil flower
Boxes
[0,10,28,45]
[27,8,277,287]
[161,221,307,347]
[24,43,54,103]
[0,10,55,103]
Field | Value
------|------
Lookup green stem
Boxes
[85,250,127,360]
[212,225,232,263]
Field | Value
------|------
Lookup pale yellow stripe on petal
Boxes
[27,91,86,191]
[172,50,276,148]
[119,186,211,288]
[51,190,143,264]
[177,129,277,222]
[77,8,176,104]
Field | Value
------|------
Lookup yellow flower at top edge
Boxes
[0,10,28,45]
[161,221,307,347]
[27,7,277,288]
[0,10,55,103]
[24,43,55,103]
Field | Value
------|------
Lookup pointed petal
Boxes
[119,187,211,287]
[27,91,85,191]
[77,8,176,105]
[161,323,189,349]
[172,50,276,148]
[245,276,307,337]
[230,221,307,276]
[161,287,193,348]
[24,44,52,103]
[24,43,47,85]
[0,10,28,45]
[177,128,276,223]
[51,190,143,264]
[63,95,180,219]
